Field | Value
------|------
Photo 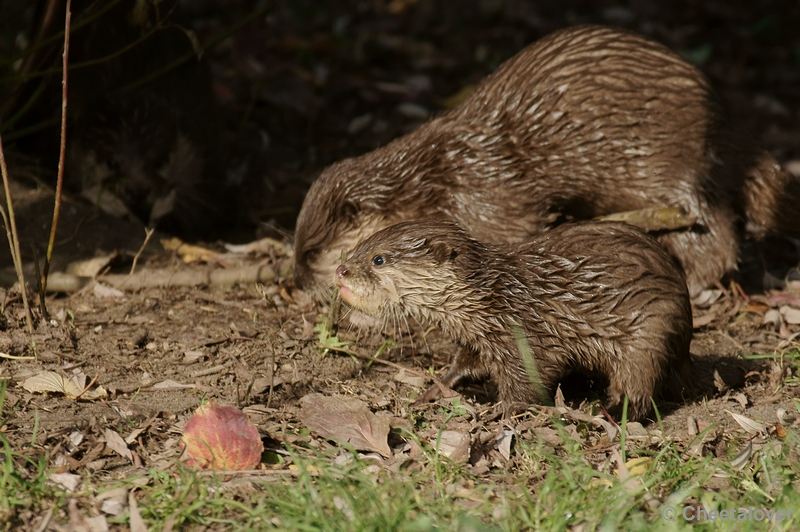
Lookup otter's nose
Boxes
[335,265,350,279]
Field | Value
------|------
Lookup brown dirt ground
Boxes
[0,226,798,476]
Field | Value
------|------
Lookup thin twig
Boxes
[32,244,45,315]
[0,352,36,360]
[326,343,441,384]
[267,336,276,409]
[73,374,100,401]
[41,0,72,318]
[120,227,155,284]
[0,139,33,332]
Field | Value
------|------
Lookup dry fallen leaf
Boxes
[531,426,563,448]
[613,449,660,512]
[93,282,125,299]
[779,305,800,325]
[731,393,748,408]
[393,369,426,388]
[624,457,652,476]
[68,431,84,447]
[100,499,125,516]
[434,430,470,462]
[745,301,769,313]
[125,428,146,445]
[161,237,220,264]
[726,410,767,434]
[84,515,110,532]
[49,472,82,492]
[694,289,722,308]
[767,293,800,307]
[496,429,515,461]
[149,379,196,390]
[81,186,132,219]
[729,441,753,470]
[181,402,264,470]
[66,253,117,277]
[129,491,148,532]
[779,322,795,340]
[105,428,133,462]
[592,417,618,441]
[182,350,205,364]
[95,487,129,516]
[21,371,108,400]
[299,393,392,458]
[763,308,782,327]
[224,237,286,255]
[692,313,714,328]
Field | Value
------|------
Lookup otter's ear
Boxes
[428,241,456,263]
[339,201,360,221]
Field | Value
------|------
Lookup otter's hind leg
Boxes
[657,207,739,298]
[604,355,660,422]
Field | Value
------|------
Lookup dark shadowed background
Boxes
[0,0,798,272]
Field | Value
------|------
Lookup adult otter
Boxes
[295,24,798,298]
[334,220,694,421]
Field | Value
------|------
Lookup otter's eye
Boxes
[371,255,386,267]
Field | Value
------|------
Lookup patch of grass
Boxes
[5,435,800,531]
[2,368,798,531]
[510,423,799,531]
[116,420,798,531]
[740,351,800,362]
[0,380,62,530]
[313,315,350,355]
[125,452,498,531]
[0,442,58,531]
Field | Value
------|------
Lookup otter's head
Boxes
[333,220,478,322]
[294,127,450,296]
[293,158,394,297]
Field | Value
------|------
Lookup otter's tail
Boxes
[744,152,800,238]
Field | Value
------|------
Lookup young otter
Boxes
[334,220,694,422]
[296,24,798,298]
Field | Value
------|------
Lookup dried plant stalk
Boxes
[41,0,72,315]
[0,139,33,332]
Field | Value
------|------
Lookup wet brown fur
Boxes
[295,24,798,298]
[335,220,695,422]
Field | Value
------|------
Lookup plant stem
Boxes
[0,139,33,333]
[41,0,72,317]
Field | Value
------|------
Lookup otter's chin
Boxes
[338,285,354,306]
[336,282,386,322]
[344,309,383,329]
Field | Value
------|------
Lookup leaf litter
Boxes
[1,232,798,527]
